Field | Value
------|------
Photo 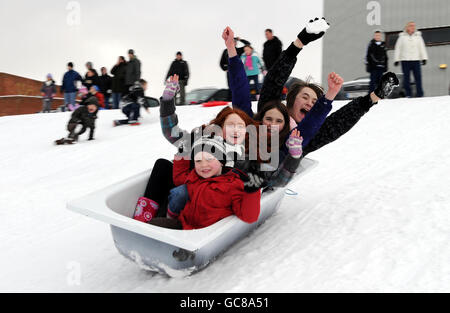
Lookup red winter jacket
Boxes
[173,159,261,230]
[94,92,105,108]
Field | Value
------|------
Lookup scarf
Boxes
[245,55,254,71]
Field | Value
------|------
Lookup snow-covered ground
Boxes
[0,96,449,292]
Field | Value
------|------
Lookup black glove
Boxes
[374,72,400,99]
[422,60,427,66]
[159,98,176,117]
[243,172,267,193]
[394,61,399,66]
[297,17,330,45]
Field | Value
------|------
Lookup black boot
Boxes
[374,72,400,99]
[55,138,65,145]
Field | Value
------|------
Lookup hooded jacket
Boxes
[68,105,98,129]
[394,31,428,62]
[40,80,57,99]
[173,158,260,230]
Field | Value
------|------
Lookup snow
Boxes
[0,96,449,292]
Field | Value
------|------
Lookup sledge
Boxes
[67,158,318,277]
[201,101,229,108]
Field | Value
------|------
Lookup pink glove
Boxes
[286,130,303,159]
[162,81,180,101]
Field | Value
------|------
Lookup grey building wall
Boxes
[323,0,450,96]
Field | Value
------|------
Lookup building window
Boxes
[385,26,450,50]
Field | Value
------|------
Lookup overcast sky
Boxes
[0,0,323,96]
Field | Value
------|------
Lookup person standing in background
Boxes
[98,67,112,109]
[394,21,428,97]
[61,62,82,112]
[125,49,141,95]
[166,52,189,105]
[263,29,283,71]
[366,30,388,93]
[111,56,127,109]
[241,45,265,100]
[40,74,56,113]
[84,62,99,88]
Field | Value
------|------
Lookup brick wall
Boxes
[0,72,66,116]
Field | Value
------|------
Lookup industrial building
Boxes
[322,0,449,96]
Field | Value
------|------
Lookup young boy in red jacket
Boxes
[133,135,261,230]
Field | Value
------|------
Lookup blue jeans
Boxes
[112,93,122,109]
[63,92,77,112]
[369,68,384,93]
[401,61,424,97]
[168,185,189,217]
[122,102,140,121]
[247,75,260,101]
[104,94,111,109]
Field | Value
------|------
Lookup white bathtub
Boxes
[67,158,318,277]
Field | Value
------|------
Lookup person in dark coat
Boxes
[166,52,190,105]
[111,56,127,109]
[55,97,99,144]
[83,69,100,90]
[40,74,57,113]
[263,29,283,71]
[85,62,99,79]
[98,67,112,109]
[125,49,141,93]
[61,62,82,112]
[366,30,388,93]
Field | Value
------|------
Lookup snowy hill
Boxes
[0,96,449,292]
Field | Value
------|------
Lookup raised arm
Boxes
[222,26,253,118]
[258,17,330,111]
[303,72,399,156]
[159,75,191,149]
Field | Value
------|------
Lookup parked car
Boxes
[335,73,411,100]
[181,88,231,105]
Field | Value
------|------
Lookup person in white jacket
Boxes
[394,21,428,97]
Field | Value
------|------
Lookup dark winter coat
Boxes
[111,63,127,93]
[220,38,251,71]
[125,57,141,86]
[83,74,100,90]
[61,70,82,93]
[166,59,190,83]
[40,80,57,99]
[98,74,112,95]
[302,94,375,156]
[122,81,150,109]
[85,68,99,78]
[173,158,260,230]
[366,39,388,72]
[68,105,98,130]
[263,36,283,71]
